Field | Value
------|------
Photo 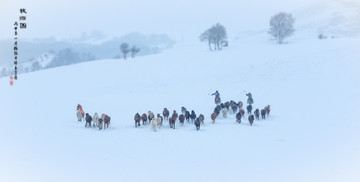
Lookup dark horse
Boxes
[254,109,260,120]
[194,118,201,131]
[261,109,266,119]
[248,115,254,126]
[190,110,196,123]
[265,105,271,117]
[181,107,187,115]
[85,113,92,127]
[231,104,238,114]
[134,113,141,127]
[185,111,190,122]
[214,105,221,116]
[236,112,242,123]
[179,114,185,125]
[163,108,169,120]
[246,105,252,115]
[141,113,147,125]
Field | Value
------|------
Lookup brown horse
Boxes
[172,110,178,121]
[239,109,245,118]
[261,109,266,119]
[163,108,169,120]
[237,101,243,109]
[211,112,217,124]
[265,105,271,117]
[248,115,254,126]
[134,113,141,127]
[254,109,260,120]
[169,116,176,129]
[199,114,205,124]
[141,113,148,125]
[102,114,111,129]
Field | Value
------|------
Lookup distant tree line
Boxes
[0,48,96,78]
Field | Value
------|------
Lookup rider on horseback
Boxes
[211,90,221,105]
[246,92,254,105]
[77,104,85,117]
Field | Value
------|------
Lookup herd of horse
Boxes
[211,100,271,126]
[134,101,271,131]
[75,99,271,132]
[134,107,205,131]
[76,109,111,130]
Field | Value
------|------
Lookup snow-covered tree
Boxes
[120,43,130,60]
[268,12,295,44]
[200,23,228,50]
[130,46,140,58]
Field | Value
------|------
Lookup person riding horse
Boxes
[211,90,221,105]
[77,104,84,117]
[246,92,254,105]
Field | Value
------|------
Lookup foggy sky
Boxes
[0,0,318,40]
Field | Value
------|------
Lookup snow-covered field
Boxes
[1,32,359,182]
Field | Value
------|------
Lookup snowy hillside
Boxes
[294,0,360,37]
[1,0,360,181]
[1,31,360,182]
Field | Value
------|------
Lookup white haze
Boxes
[1,0,351,41]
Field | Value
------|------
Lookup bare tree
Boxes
[200,28,214,50]
[120,43,130,60]
[200,23,228,51]
[268,12,295,44]
[130,46,140,58]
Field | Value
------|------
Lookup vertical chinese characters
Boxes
[13,8,27,81]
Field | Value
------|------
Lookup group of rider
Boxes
[212,90,253,105]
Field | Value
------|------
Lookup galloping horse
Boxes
[248,115,254,126]
[254,109,260,120]
[163,108,170,120]
[134,113,141,127]
[211,112,217,124]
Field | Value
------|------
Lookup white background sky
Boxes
[0,0,318,40]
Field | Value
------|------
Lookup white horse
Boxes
[93,113,99,127]
[156,116,162,127]
[77,109,84,121]
[151,118,157,132]
[222,108,228,118]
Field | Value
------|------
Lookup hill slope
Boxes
[1,35,360,181]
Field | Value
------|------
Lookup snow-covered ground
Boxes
[1,32,359,182]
